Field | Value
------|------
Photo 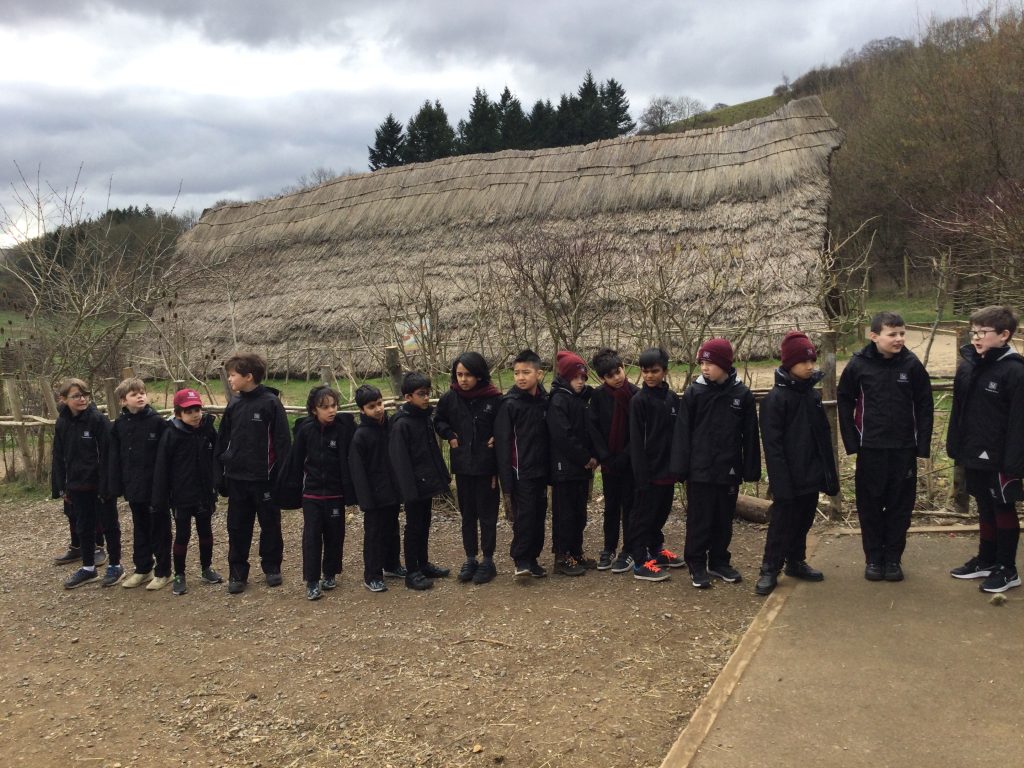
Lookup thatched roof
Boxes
[160,96,843,374]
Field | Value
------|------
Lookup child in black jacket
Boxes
[152,388,222,596]
[349,385,403,592]
[947,306,1024,593]
[214,353,291,594]
[435,352,503,585]
[389,372,451,590]
[837,311,933,582]
[627,348,681,583]
[52,378,123,589]
[278,385,358,600]
[109,378,170,590]
[494,349,550,580]
[547,350,598,576]
[588,348,639,572]
[755,332,839,596]
[672,338,761,588]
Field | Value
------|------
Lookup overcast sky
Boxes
[0,0,977,245]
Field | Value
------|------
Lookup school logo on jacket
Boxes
[731,398,741,409]
[986,381,999,393]
[82,430,92,438]
[898,372,909,383]
[148,432,157,439]
[252,413,262,421]
[329,440,337,448]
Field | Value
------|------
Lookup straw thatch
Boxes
[161,96,843,373]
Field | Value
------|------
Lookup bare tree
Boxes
[637,95,707,133]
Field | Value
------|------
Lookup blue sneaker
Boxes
[101,564,125,587]
[64,567,98,589]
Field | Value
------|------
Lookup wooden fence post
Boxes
[103,378,118,418]
[3,375,35,479]
[121,367,134,379]
[37,377,59,420]
[385,346,403,400]
[320,366,335,388]
[820,330,843,520]
[218,367,234,404]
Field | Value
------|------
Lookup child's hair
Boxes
[58,378,90,398]
[306,385,340,415]
[513,349,543,369]
[592,347,624,378]
[224,353,267,384]
[114,377,146,401]
[970,305,1018,336]
[451,351,491,384]
[355,384,382,408]
[638,347,669,370]
[870,311,905,333]
[401,372,431,396]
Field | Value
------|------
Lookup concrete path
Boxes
[663,531,1024,768]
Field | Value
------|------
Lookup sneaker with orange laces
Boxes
[655,547,685,568]
[633,559,670,582]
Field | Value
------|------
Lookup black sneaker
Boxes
[980,566,1021,593]
[321,576,337,591]
[172,574,187,596]
[708,564,743,583]
[364,579,387,593]
[472,557,497,585]
[577,553,598,570]
[884,562,904,582]
[610,553,634,574]
[597,550,614,570]
[755,569,778,596]
[528,560,547,578]
[864,563,884,582]
[101,564,125,587]
[54,546,81,565]
[950,557,994,580]
[633,559,670,582]
[690,566,712,589]
[513,561,532,581]
[422,562,450,579]
[265,572,283,587]
[383,565,408,579]
[784,561,824,582]
[64,567,98,589]
[555,556,586,577]
[201,567,224,584]
[306,581,322,600]
[655,547,685,568]
[457,559,479,583]
[405,571,434,590]
[93,548,107,566]
[227,579,246,594]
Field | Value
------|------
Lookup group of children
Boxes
[50,306,1024,600]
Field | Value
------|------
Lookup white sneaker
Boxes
[146,575,170,591]
[122,571,153,588]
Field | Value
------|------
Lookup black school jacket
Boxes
[151,413,217,511]
[759,368,839,500]
[389,403,451,502]
[947,344,1024,477]
[837,343,933,457]
[108,404,169,504]
[51,402,111,498]
[214,385,291,484]
[434,388,501,476]
[349,413,400,511]
[494,384,549,491]
[630,383,680,486]
[671,371,761,485]
[547,376,596,483]
[588,381,639,476]
[276,414,358,509]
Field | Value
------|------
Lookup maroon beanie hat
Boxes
[697,338,734,371]
[780,331,817,369]
[556,350,587,380]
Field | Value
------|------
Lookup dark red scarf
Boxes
[452,382,502,400]
[607,383,635,455]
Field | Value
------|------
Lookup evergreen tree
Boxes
[600,78,635,136]
[402,100,457,164]
[526,99,558,149]
[496,86,530,150]
[576,70,608,143]
[368,113,406,170]
[457,88,501,155]
[554,93,583,146]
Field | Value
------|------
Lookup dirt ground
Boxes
[0,494,771,768]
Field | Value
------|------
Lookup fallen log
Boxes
[735,494,772,524]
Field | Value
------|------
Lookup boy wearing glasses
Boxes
[388,372,451,590]
[947,306,1024,593]
[838,311,933,582]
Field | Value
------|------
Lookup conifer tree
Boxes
[368,113,406,170]
[457,88,501,154]
[599,78,635,136]
[497,86,529,150]
[402,100,457,164]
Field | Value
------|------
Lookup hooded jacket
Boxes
[547,376,596,483]
[494,384,549,491]
[151,413,217,511]
[51,402,111,498]
[588,380,639,476]
[434,387,501,476]
[214,385,291,484]
[276,413,358,509]
[837,342,933,457]
[759,367,839,499]
[947,343,1024,476]
[389,402,451,503]
[629,382,680,486]
[108,404,169,503]
[349,412,400,511]
[671,371,761,485]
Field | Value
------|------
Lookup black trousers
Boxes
[601,472,633,554]
[684,481,738,570]
[226,479,283,582]
[455,474,499,559]
[68,490,121,568]
[855,448,916,566]
[64,498,104,550]
[172,504,214,575]
[761,493,818,572]
[551,479,589,557]
[403,498,433,573]
[302,498,345,582]
[363,505,399,582]
[968,469,1021,569]
[627,482,674,564]
[509,478,548,563]
[129,501,172,577]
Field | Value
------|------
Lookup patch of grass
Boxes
[0,478,51,502]
[663,95,789,133]
[863,294,961,325]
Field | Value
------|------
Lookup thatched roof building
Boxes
[166,96,843,375]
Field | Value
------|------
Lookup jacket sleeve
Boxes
[96,414,114,499]
[272,422,305,510]
[493,400,515,492]
[338,414,359,505]
[587,395,611,464]
[836,360,860,455]
[742,391,762,482]
[759,394,793,499]
[270,398,291,477]
[631,397,653,485]
[388,420,420,502]
[945,366,966,461]
[151,430,173,511]
[106,421,124,499]
[548,395,593,469]
[213,406,232,493]
[1002,368,1024,477]
[51,420,65,499]
[434,393,458,442]
[667,393,690,482]
[912,359,934,458]
[348,433,378,511]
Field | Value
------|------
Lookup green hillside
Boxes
[663,94,789,132]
